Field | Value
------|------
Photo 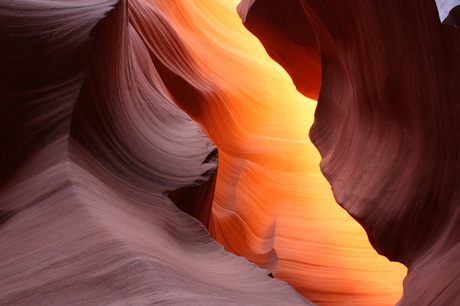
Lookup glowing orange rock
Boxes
[239,0,460,305]
[0,0,309,304]
[150,0,407,304]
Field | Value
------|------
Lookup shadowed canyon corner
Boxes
[0,0,459,305]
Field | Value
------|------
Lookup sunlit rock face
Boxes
[0,0,309,304]
[4,0,446,305]
[240,0,460,305]
[158,1,406,305]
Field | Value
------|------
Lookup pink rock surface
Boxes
[149,2,406,305]
[0,0,310,304]
[7,0,458,304]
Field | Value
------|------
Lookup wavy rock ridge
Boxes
[0,0,309,304]
[157,1,406,305]
[239,0,460,305]
[4,0,453,305]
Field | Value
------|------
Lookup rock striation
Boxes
[0,0,310,304]
[239,0,460,305]
[5,0,453,304]
[160,1,406,305]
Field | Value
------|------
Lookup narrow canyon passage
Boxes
[154,1,406,304]
[2,0,460,305]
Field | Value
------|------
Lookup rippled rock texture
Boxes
[239,0,460,305]
[0,0,310,304]
[5,0,452,304]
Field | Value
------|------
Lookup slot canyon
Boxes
[1,0,459,305]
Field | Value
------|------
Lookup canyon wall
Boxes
[239,0,460,305]
[0,0,309,304]
[3,0,457,305]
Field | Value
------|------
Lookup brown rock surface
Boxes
[240,0,460,305]
[6,0,450,304]
[0,0,310,304]
[152,1,406,304]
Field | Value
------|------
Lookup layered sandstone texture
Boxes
[156,1,406,305]
[4,0,453,305]
[239,0,460,305]
[0,0,310,304]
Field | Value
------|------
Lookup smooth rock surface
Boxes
[240,0,460,305]
[0,0,310,304]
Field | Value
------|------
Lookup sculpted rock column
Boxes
[0,0,311,304]
[240,0,460,304]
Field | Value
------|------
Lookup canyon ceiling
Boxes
[1,0,459,305]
